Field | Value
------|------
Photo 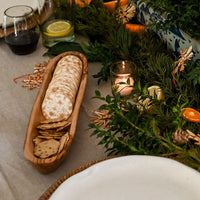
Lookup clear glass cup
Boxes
[37,0,75,47]
[40,19,75,47]
[3,5,40,55]
[37,0,55,25]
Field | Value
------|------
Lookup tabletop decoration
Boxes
[91,110,112,128]
[20,0,200,172]
[89,44,200,171]
[110,60,134,96]
[172,46,194,88]
[131,0,200,40]
[137,85,164,112]
[70,0,92,7]
[13,61,48,89]
[173,129,200,146]
[103,0,128,13]
[182,108,200,123]
[116,2,136,24]
[131,0,200,61]
[43,0,166,84]
[24,51,88,173]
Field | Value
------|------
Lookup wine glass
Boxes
[3,5,40,55]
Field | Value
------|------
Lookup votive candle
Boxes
[111,60,134,96]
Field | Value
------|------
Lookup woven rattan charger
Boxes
[39,156,117,200]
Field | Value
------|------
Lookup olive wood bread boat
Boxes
[24,51,88,173]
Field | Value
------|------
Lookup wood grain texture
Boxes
[24,51,88,173]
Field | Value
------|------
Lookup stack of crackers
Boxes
[33,118,70,159]
[33,55,83,159]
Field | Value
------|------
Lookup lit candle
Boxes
[110,60,135,96]
[114,76,134,96]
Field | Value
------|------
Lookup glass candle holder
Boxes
[110,60,134,96]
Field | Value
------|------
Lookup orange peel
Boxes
[181,108,200,123]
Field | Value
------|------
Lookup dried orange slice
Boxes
[104,0,128,13]
[125,24,148,34]
[70,0,91,7]
[182,108,200,123]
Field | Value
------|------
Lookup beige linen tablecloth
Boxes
[0,36,110,200]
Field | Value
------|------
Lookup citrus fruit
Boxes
[70,0,92,7]
[125,24,148,34]
[182,108,200,123]
[104,0,128,13]
[44,20,74,37]
[137,85,164,112]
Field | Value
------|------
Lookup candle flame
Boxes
[122,61,125,69]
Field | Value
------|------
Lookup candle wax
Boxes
[114,77,134,96]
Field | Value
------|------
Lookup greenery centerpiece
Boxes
[132,0,200,40]
[46,0,200,171]
[130,0,200,61]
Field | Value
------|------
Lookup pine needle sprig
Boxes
[50,0,200,171]
[73,0,120,41]
[188,62,200,87]
[135,0,200,39]
[89,87,200,171]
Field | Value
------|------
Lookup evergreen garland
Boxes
[89,57,200,171]
[47,0,200,171]
[134,0,200,39]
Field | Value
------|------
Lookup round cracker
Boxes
[42,55,82,120]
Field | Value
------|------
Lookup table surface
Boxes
[0,35,110,200]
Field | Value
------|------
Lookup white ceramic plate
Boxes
[49,155,200,200]
[0,0,42,27]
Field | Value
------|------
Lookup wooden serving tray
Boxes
[24,51,88,173]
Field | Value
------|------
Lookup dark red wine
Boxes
[5,30,39,55]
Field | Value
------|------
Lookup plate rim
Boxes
[39,155,200,200]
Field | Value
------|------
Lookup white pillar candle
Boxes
[114,77,134,96]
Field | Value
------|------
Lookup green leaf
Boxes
[95,90,101,97]
[106,95,112,103]
[43,42,84,56]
